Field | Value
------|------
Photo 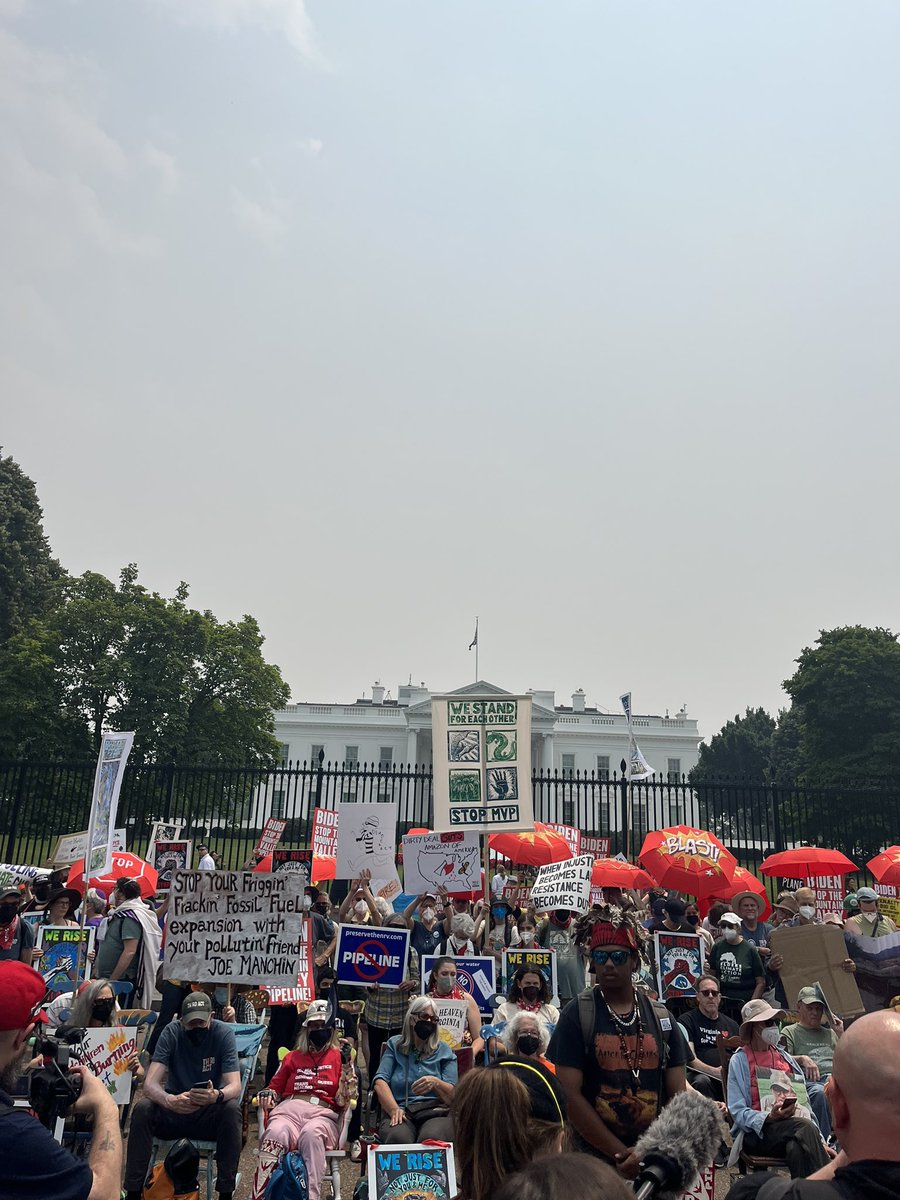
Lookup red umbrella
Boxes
[488,823,574,867]
[759,848,858,879]
[638,825,737,899]
[591,858,656,890]
[253,853,335,884]
[867,846,900,888]
[66,851,158,899]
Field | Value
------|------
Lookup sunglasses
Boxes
[591,949,632,966]
[699,989,720,997]
[416,1015,438,1025]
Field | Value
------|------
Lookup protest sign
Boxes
[51,829,126,867]
[679,1163,715,1200]
[530,855,592,914]
[255,818,288,857]
[402,831,481,896]
[876,884,900,927]
[502,883,532,909]
[336,803,400,888]
[163,870,306,986]
[770,923,864,1017]
[37,926,95,996]
[337,923,411,989]
[582,834,612,857]
[368,1144,457,1200]
[421,954,497,1016]
[272,849,313,890]
[433,998,468,1048]
[502,947,558,1004]
[21,912,43,936]
[431,693,534,832]
[545,823,581,857]
[76,1028,137,1104]
[85,733,134,876]
[260,917,315,1006]
[811,875,845,919]
[654,931,705,1001]
[146,821,184,858]
[312,807,339,859]
[844,925,900,1012]
[151,841,192,891]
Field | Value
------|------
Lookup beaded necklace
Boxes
[604,990,644,1091]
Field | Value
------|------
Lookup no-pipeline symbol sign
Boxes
[336,924,411,990]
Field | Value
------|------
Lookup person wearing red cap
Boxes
[548,906,689,1180]
[0,960,122,1200]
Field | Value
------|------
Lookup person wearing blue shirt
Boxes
[373,995,457,1144]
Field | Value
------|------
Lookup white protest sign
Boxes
[530,854,592,913]
[51,829,126,867]
[402,831,481,896]
[431,693,534,832]
[76,1028,137,1104]
[336,802,400,887]
[146,820,184,858]
[86,733,134,876]
[433,998,468,1049]
[163,870,306,986]
[545,823,581,857]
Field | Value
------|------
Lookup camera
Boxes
[29,1028,86,1128]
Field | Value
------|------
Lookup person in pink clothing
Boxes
[250,1000,356,1200]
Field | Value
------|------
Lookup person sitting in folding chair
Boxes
[249,999,357,1200]
[123,991,242,1200]
[60,978,144,1085]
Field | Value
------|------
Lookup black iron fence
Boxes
[1,758,898,875]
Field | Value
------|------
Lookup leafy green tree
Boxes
[0,451,63,643]
[690,707,777,785]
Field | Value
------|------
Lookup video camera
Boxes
[29,1028,86,1129]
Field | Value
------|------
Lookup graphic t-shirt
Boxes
[549,990,688,1147]
[709,938,764,1005]
[540,923,586,1001]
[152,1019,239,1095]
[781,1023,838,1075]
[679,1008,739,1068]
[269,1047,342,1107]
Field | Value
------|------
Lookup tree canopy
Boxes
[0,450,62,643]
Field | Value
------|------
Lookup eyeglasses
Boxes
[415,1015,438,1025]
[591,949,631,966]
[699,989,720,998]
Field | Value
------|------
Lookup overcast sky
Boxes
[4,1,900,744]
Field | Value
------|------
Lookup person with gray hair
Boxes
[372,995,457,1144]
[59,978,144,1082]
[501,1010,552,1068]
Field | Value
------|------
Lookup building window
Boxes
[344,746,359,769]
[272,789,285,819]
[310,743,325,766]
[599,793,611,834]
[562,753,576,779]
[670,800,684,825]
[562,797,575,825]
[632,798,649,843]
[596,755,610,781]
[667,758,681,784]
[379,747,393,770]
[278,742,290,766]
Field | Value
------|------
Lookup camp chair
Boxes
[108,981,134,1004]
[147,1022,267,1198]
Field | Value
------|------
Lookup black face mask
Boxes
[553,911,571,926]
[0,903,18,925]
[308,1027,331,1049]
[316,987,333,1000]
[414,1020,435,1041]
[686,913,699,926]
[185,1027,208,1046]
[522,986,540,1002]
[516,1034,540,1056]
[32,885,50,902]
[92,999,115,1021]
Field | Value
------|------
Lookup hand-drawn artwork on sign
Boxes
[272,849,313,891]
[37,926,95,996]
[152,841,192,892]
[368,1144,457,1200]
[401,832,481,896]
[433,998,468,1049]
[76,1028,137,1104]
[502,947,558,1005]
[530,855,591,914]
[336,803,400,884]
[654,932,705,1001]
[421,954,497,1017]
[51,830,127,867]
[432,694,533,832]
[147,821,184,857]
[87,734,134,876]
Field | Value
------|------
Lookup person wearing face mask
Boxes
[250,1000,357,1200]
[709,912,766,1022]
[425,957,485,1057]
[373,996,457,1144]
[338,872,381,927]
[59,978,144,1083]
[476,899,519,985]
[22,873,52,915]
[0,885,38,964]
[844,886,896,936]
[725,998,829,1176]
[440,911,477,956]
[497,967,560,1026]
[538,909,587,1008]
[124,991,242,1200]
[362,914,420,1076]
[195,981,257,1024]
[500,1010,556,1072]
[403,892,444,958]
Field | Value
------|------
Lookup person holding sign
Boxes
[425,957,485,1057]
[251,1000,357,1200]
[497,966,560,1027]
[372,995,457,1144]
[0,884,39,964]
[59,979,144,1085]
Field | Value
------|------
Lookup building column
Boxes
[542,734,554,773]
[406,727,418,768]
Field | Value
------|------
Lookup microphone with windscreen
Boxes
[632,1090,727,1200]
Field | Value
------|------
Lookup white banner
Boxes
[401,832,481,896]
[335,803,400,889]
[530,854,592,913]
[433,998,468,1049]
[85,733,134,876]
[431,693,534,832]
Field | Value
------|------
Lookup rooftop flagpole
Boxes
[469,618,479,682]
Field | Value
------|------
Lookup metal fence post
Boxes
[619,759,628,858]
[770,779,784,853]
[3,762,28,862]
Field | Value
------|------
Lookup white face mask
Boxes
[354,901,368,916]
[723,927,739,943]
[302,896,312,911]
[862,909,878,921]
[421,907,435,922]
[798,905,816,920]
[760,1026,780,1046]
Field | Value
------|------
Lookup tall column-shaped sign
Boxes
[431,694,533,832]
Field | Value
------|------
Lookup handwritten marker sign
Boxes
[76,1028,137,1104]
[433,998,468,1049]
[402,831,481,896]
[312,807,339,859]
[421,954,497,1017]
[163,870,306,986]
[530,854,593,914]
[337,923,411,990]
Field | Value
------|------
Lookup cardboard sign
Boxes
[335,803,400,889]
[582,834,611,858]
[312,807,339,859]
[770,923,864,1017]
[654,931,705,1000]
[368,1144,457,1200]
[146,821,184,858]
[272,849,313,890]
[261,917,315,1007]
[433,998,468,1048]
[402,831,481,896]
[502,947,558,1005]
[51,829,126,867]
[76,1027,137,1103]
[336,923,411,989]
[431,693,534,832]
[530,854,592,914]
[421,954,497,1016]
[163,870,306,986]
[86,733,134,876]
[151,840,192,891]
[255,818,288,857]
[545,823,581,857]
[37,926,95,996]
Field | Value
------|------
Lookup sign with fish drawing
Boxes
[431,693,533,832]
[401,831,482,895]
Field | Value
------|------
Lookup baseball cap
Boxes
[719,912,742,927]
[305,999,332,1023]
[856,886,878,902]
[0,885,21,901]
[181,992,213,1026]
[797,986,824,1006]
[0,961,48,1031]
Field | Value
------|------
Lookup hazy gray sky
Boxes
[4,0,900,744]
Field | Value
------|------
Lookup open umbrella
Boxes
[719,865,772,920]
[252,852,334,884]
[759,848,858,879]
[867,846,900,888]
[591,858,656,890]
[66,851,158,899]
[488,823,574,867]
[638,825,737,899]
